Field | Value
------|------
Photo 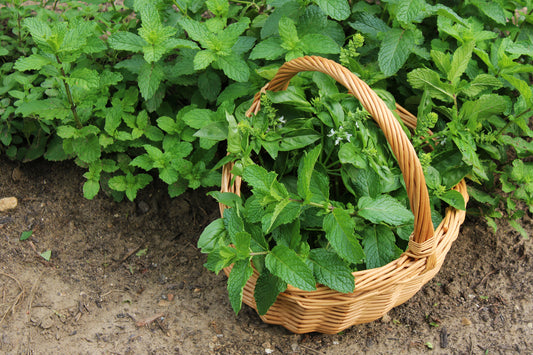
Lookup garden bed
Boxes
[0,156,531,354]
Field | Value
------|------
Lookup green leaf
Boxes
[254,271,287,315]
[178,18,214,49]
[24,18,52,50]
[219,17,250,46]
[460,74,503,97]
[297,145,322,202]
[217,53,250,82]
[198,70,221,102]
[471,0,506,24]
[378,28,416,76]
[396,0,428,24]
[194,50,217,70]
[108,32,146,52]
[262,198,300,233]
[439,189,466,210]
[509,220,529,239]
[313,0,350,21]
[138,61,164,100]
[349,13,390,40]
[223,208,245,241]
[14,54,51,71]
[362,225,397,269]
[308,248,354,293]
[249,37,285,60]
[300,34,340,54]
[358,195,414,226]
[407,68,454,102]
[20,230,33,241]
[242,165,276,194]
[501,74,533,106]
[40,250,52,261]
[278,17,299,50]
[448,41,474,85]
[323,209,364,264]
[73,135,101,163]
[182,108,214,129]
[83,179,100,199]
[265,245,316,291]
[227,259,254,314]
[67,68,100,90]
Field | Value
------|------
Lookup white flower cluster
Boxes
[327,125,353,145]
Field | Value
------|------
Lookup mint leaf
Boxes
[40,250,52,261]
[194,50,217,70]
[83,179,100,199]
[471,0,506,24]
[323,208,364,264]
[265,245,316,291]
[20,230,33,241]
[313,0,350,21]
[223,208,245,241]
[407,68,454,102]
[357,195,414,226]
[297,145,322,202]
[378,28,416,76]
[396,0,428,24]
[461,74,503,97]
[73,135,101,163]
[198,70,221,102]
[279,17,299,50]
[447,41,474,85]
[254,271,287,315]
[362,225,397,269]
[349,13,390,40]
[242,165,276,194]
[217,53,250,82]
[249,37,284,60]
[138,61,164,100]
[14,54,51,71]
[308,248,354,293]
[439,189,466,210]
[300,34,340,54]
[227,259,254,314]
[108,32,146,52]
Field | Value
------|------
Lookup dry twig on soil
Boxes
[0,272,25,325]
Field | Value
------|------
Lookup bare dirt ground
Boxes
[0,156,531,355]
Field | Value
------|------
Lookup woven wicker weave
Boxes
[220,56,468,334]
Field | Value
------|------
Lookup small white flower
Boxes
[345,133,352,142]
[440,138,447,145]
[328,128,336,137]
[355,121,360,129]
[278,116,286,124]
[335,137,342,145]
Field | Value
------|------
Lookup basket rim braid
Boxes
[220,56,468,334]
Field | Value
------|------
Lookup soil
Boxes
[0,156,531,355]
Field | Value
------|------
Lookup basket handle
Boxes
[245,56,434,244]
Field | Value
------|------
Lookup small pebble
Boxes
[0,197,17,212]
[381,313,391,323]
[167,293,175,301]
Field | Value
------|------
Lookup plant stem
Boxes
[56,55,82,129]
[173,0,191,19]
[495,108,532,138]
[249,251,269,256]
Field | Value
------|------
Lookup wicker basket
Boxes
[220,56,468,334]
